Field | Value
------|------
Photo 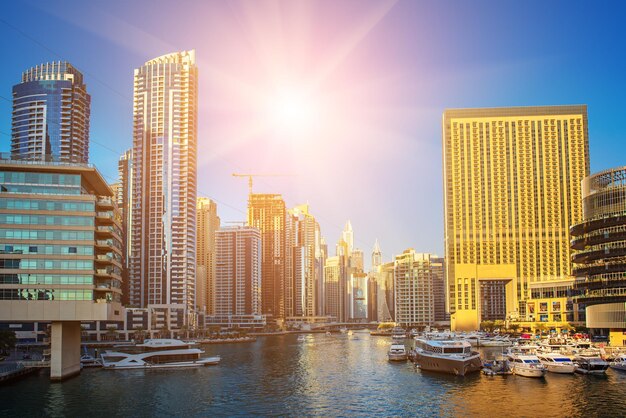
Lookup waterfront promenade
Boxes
[2,331,626,417]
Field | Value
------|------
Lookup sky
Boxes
[1,0,625,269]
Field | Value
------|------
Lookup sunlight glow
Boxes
[266,87,318,138]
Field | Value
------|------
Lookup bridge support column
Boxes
[50,321,81,381]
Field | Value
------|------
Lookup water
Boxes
[2,332,626,417]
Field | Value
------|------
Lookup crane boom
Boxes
[232,173,293,195]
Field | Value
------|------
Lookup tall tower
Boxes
[215,226,261,317]
[11,61,90,163]
[117,149,133,306]
[197,198,220,314]
[248,193,286,320]
[129,51,198,322]
[443,105,589,331]
[372,239,382,270]
[342,221,354,254]
[394,250,434,327]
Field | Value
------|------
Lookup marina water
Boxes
[2,332,626,416]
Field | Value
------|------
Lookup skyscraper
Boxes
[128,51,198,323]
[248,193,286,320]
[342,221,354,255]
[394,250,434,327]
[214,226,261,318]
[11,61,90,163]
[371,239,382,269]
[116,149,132,306]
[197,198,220,314]
[324,255,346,321]
[443,105,589,330]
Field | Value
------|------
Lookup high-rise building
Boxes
[248,193,286,320]
[214,226,261,318]
[196,198,220,314]
[430,256,449,323]
[342,221,354,255]
[0,156,123,380]
[315,236,327,316]
[116,150,132,306]
[394,250,434,327]
[571,166,626,345]
[377,261,395,322]
[11,62,90,163]
[348,271,368,320]
[443,105,589,330]
[128,51,198,324]
[324,255,345,321]
[351,248,364,272]
[372,239,382,269]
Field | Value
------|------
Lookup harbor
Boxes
[2,332,626,416]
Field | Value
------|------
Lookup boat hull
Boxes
[575,367,607,375]
[544,364,576,374]
[414,352,482,376]
[388,354,408,361]
[103,356,220,370]
[512,365,546,377]
[610,364,626,372]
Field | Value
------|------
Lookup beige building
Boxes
[443,105,589,330]
[196,198,220,314]
[128,51,198,325]
[394,250,435,327]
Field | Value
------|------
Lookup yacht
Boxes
[537,353,576,374]
[610,354,626,372]
[412,339,482,376]
[100,339,220,370]
[297,334,307,342]
[80,353,103,368]
[387,344,408,361]
[480,336,513,347]
[574,356,609,375]
[507,346,546,377]
[391,327,407,341]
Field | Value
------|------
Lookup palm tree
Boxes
[105,326,118,341]
[133,327,146,343]
[0,330,17,355]
[480,320,495,332]
[493,320,505,332]
[536,323,548,336]
[509,323,521,335]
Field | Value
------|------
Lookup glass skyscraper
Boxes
[128,51,198,323]
[11,62,90,164]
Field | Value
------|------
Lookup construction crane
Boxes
[232,173,293,195]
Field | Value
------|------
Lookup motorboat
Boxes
[391,327,407,341]
[480,336,513,347]
[100,339,220,370]
[80,353,103,368]
[574,356,609,375]
[537,352,576,374]
[411,339,482,376]
[387,344,408,361]
[507,346,546,377]
[297,334,307,342]
[482,357,512,376]
[610,354,626,372]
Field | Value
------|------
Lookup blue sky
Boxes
[1,0,625,268]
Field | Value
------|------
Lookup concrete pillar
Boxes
[50,321,81,381]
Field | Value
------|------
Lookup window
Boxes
[68,247,77,254]
[29,246,37,253]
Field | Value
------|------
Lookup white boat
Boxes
[480,336,513,347]
[297,334,307,342]
[100,339,220,370]
[507,346,546,377]
[412,339,482,376]
[391,327,406,341]
[574,356,609,375]
[80,354,103,368]
[610,354,626,372]
[537,352,576,374]
[388,344,408,361]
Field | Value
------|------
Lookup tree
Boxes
[480,320,494,332]
[509,323,520,335]
[105,326,118,341]
[493,320,505,332]
[133,327,146,343]
[0,330,17,355]
[536,323,548,336]
[560,323,574,334]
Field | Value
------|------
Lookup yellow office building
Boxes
[443,105,589,330]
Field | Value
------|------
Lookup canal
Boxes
[2,331,626,416]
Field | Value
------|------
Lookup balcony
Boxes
[96,211,114,224]
[97,197,114,209]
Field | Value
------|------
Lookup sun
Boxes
[266,87,318,138]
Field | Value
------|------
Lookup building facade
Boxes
[11,62,90,164]
[324,255,346,322]
[394,250,434,327]
[571,166,626,345]
[0,156,123,379]
[248,194,286,320]
[116,150,132,306]
[128,51,198,325]
[213,226,262,323]
[196,198,220,314]
[443,105,589,330]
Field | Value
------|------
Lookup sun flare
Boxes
[266,87,318,137]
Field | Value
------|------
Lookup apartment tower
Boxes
[11,61,90,163]
[197,198,220,314]
[443,105,589,330]
[128,51,198,322]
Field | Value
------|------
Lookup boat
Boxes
[507,346,546,377]
[100,339,220,370]
[387,344,408,361]
[80,354,103,368]
[482,357,512,376]
[480,336,513,347]
[574,356,609,375]
[537,353,576,374]
[610,354,626,372]
[411,339,482,376]
[297,334,307,342]
[326,331,332,336]
[391,327,406,341]
[339,327,348,334]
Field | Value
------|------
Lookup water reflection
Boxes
[2,332,626,416]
